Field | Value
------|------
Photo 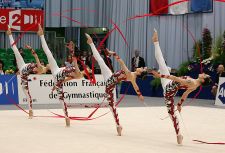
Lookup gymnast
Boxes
[37,25,91,127]
[6,26,47,119]
[86,33,147,136]
[150,29,212,144]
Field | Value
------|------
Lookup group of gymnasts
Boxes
[6,25,212,145]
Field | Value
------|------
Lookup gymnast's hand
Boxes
[152,29,158,43]
[177,105,182,113]
[25,45,36,55]
[85,33,93,44]
[25,44,32,50]
[6,26,12,35]
[151,70,160,78]
[138,95,144,101]
[37,24,44,36]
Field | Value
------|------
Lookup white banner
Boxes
[215,77,225,106]
[18,75,116,105]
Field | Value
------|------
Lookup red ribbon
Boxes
[110,20,129,47]
[93,32,114,74]
[49,83,131,121]
[11,24,38,47]
[193,140,225,145]
[215,0,225,2]
[6,94,28,114]
[76,57,96,84]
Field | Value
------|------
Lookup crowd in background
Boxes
[0,42,115,75]
[1,43,225,97]
[0,60,4,75]
[63,43,114,74]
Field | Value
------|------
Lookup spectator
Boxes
[5,67,15,74]
[40,60,45,67]
[81,51,88,65]
[211,64,225,96]
[65,55,73,67]
[77,51,88,71]
[131,49,145,71]
[0,60,4,75]
[99,44,114,72]
[86,51,92,67]
[86,51,101,74]
[39,60,51,74]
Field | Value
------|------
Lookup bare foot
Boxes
[6,25,12,35]
[138,95,144,101]
[152,30,158,43]
[177,105,182,113]
[85,33,91,38]
[117,125,123,136]
[177,135,183,145]
[28,110,33,119]
[85,33,93,44]
[37,24,44,36]
[65,117,70,127]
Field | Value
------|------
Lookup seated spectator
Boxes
[5,66,15,74]
[86,51,92,68]
[80,51,93,69]
[65,55,73,67]
[99,44,114,72]
[39,60,51,74]
[211,64,225,96]
[0,60,4,75]
[40,60,45,67]
[81,51,88,65]
[78,51,92,71]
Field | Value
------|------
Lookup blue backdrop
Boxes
[0,75,19,105]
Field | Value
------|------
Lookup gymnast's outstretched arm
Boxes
[106,49,144,101]
[151,70,193,86]
[177,89,193,112]
[25,45,42,68]
[106,49,130,74]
